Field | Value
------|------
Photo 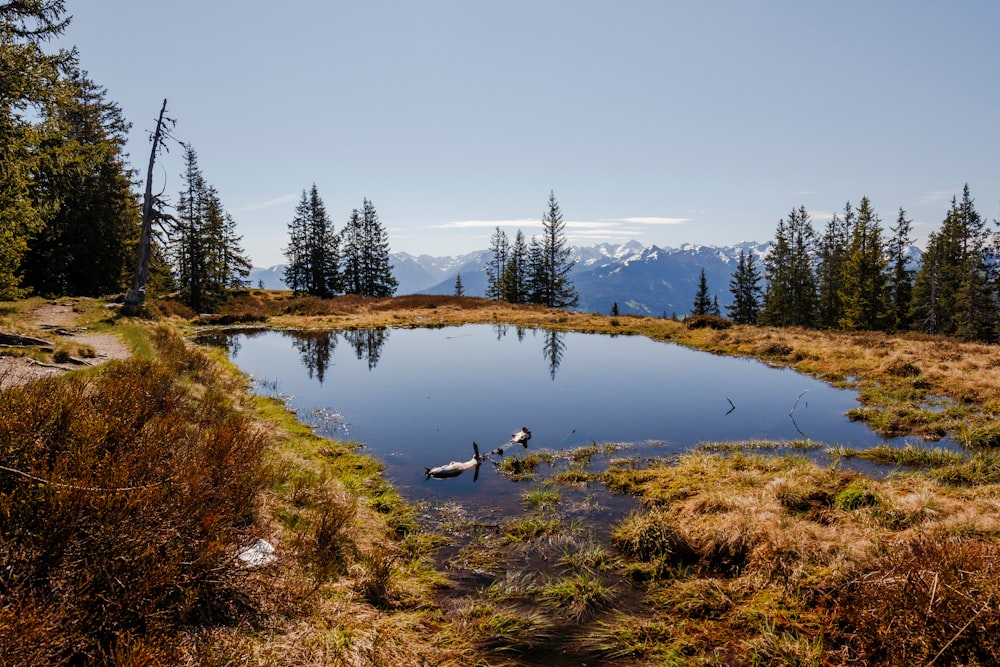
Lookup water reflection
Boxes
[343,328,389,371]
[542,330,565,380]
[274,328,393,383]
[491,324,562,378]
[291,330,337,383]
[204,324,948,506]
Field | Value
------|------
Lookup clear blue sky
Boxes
[60,0,1000,267]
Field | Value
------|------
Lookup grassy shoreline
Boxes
[4,293,1000,665]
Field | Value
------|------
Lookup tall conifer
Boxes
[886,208,915,331]
[691,268,713,316]
[283,184,340,298]
[838,196,887,331]
[727,249,762,324]
[531,191,578,308]
[762,206,817,327]
[485,226,508,301]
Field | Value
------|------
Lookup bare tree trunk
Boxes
[124,99,168,311]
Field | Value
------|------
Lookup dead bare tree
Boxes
[124,99,177,311]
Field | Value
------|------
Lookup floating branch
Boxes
[789,390,810,439]
[789,390,809,416]
[425,427,531,482]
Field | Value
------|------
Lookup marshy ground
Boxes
[3,292,1000,665]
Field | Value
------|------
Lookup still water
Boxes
[204,325,928,500]
[206,325,916,504]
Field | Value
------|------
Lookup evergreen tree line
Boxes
[0,3,139,299]
[485,191,579,309]
[169,146,251,311]
[0,4,254,308]
[282,185,398,298]
[721,185,1000,342]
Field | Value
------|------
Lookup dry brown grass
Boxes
[0,315,475,666]
[12,295,997,664]
[597,452,1000,664]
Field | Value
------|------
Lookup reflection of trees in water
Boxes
[197,332,242,356]
[492,323,529,342]
[343,327,390,370]
[493,325,564,377]
[280,328,390,380]
[542,330,565,380]
[197,327,276,355]
[288,330,337,383]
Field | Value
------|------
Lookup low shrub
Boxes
[835,535,1000,665]
[0,330,272,664]
[685,314,733,330]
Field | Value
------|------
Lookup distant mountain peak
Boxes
[256,238,905,316]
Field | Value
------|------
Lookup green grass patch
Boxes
[522,485,560,509]
[494,452,550,480]
[699,439,821,452]
[538,572,616,620]
[828,443,964,468]
[503,515,561,543]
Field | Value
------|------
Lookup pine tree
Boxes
[360,198,397,297]
[283,185,340,298]
[0,2,70,298]
[526,235,546,304]
[340,199,397,297]
[886,208,915,331]
[174,146,211,310]
[306,185,340,298]
[531,191,578,308]
[838,196,887,331]
[283,192,310,295]
[761,218,792,326]
[171,146,250,311]
[220,212,251,290]
[952,185,996,341]
[761,206,817,327]
[913,186,998,341]
[21,67,139,297]
[816,204,853,329]
[340,208,362,296]
[691,268,713,316]
[485,226,508,301]
[500,229,529,303]
[727,249,762,324]
[453,272,464,296]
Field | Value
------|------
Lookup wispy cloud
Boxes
[613,217,690,225]
[431,218,539,230]
[435,216,690,230]
[234,193,298,213]
[565,220,619,229]
[916,189,959,207]
[809,210,836,223]
[568,228,642,240]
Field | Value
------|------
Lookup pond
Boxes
[203,325,938,510]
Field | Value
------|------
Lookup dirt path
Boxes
[0,302,130,388]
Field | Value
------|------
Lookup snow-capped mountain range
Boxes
[249,240,773,316]
[248,240,922,317]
